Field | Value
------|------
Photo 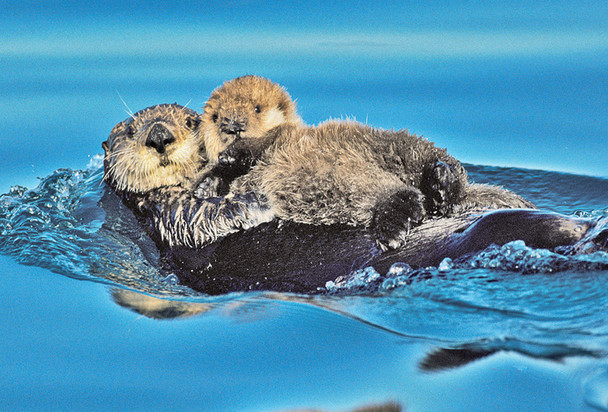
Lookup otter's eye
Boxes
[186,117,200,129]
[212,113,218,123]
[254,105,261,113]
[127,124,135,138]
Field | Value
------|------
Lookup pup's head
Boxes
[202,75,302,161]
[102,104,205,194]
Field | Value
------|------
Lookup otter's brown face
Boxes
[202,75,303,161]
[102,104,205,194]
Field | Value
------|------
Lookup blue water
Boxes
[2,161,608,411]
[1,1,608,411]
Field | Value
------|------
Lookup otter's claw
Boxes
[194,176,220,199]
[218,153,236,167]
[373,187,425,251]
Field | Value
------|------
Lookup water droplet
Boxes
[161,274,178,285]
[438,257,453,272]
[387,262,412,277]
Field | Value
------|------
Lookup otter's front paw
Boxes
[193,176,220,198]
[218,139,256,176]
[373,188,426,251]
[422,161,464,216]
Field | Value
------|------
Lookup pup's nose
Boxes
[220,118,246,135]
[145,123,176,154]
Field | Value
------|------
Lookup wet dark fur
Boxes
[166,209,602,295]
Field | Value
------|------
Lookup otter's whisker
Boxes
[116,91,135,120]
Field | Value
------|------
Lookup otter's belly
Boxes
[166,221,381,295]
[163,210,594,295]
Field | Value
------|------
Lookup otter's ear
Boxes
[278,97,293,114]
[109,120,128,137]
[102,141,109,154]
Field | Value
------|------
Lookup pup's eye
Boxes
[127,125,135,138]
[212,113,218,123]
[254,105,261,113]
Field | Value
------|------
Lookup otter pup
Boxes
[223,121,473,249]
[203,76,471,248]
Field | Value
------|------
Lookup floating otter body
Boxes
[170,209,605,295]
[102,104,607,295]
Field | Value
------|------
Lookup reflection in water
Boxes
[111,289,212,320]
[111,286,607,378]
[419,339,603,373]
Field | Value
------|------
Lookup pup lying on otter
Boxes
[102,104,607,294]
[101,103,534,252]
[204,75,472,248]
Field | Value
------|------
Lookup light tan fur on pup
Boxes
[201,75,303,162]
[228,120,468,224]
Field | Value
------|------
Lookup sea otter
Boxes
[102,104,607,295]
[203,76,473,248]
[102,103,207,194]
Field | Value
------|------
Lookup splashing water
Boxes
[0,156,195,297]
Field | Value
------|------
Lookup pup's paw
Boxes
[217,140,256,178]
[373,188,425,251]
[423,161,464,216]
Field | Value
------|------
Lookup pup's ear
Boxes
[101,141,109,154]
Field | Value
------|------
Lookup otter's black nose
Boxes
[145,123,176,154]
[220,118,246,135]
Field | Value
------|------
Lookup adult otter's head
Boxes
[102,104,205,194]
[202,75,303,161]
